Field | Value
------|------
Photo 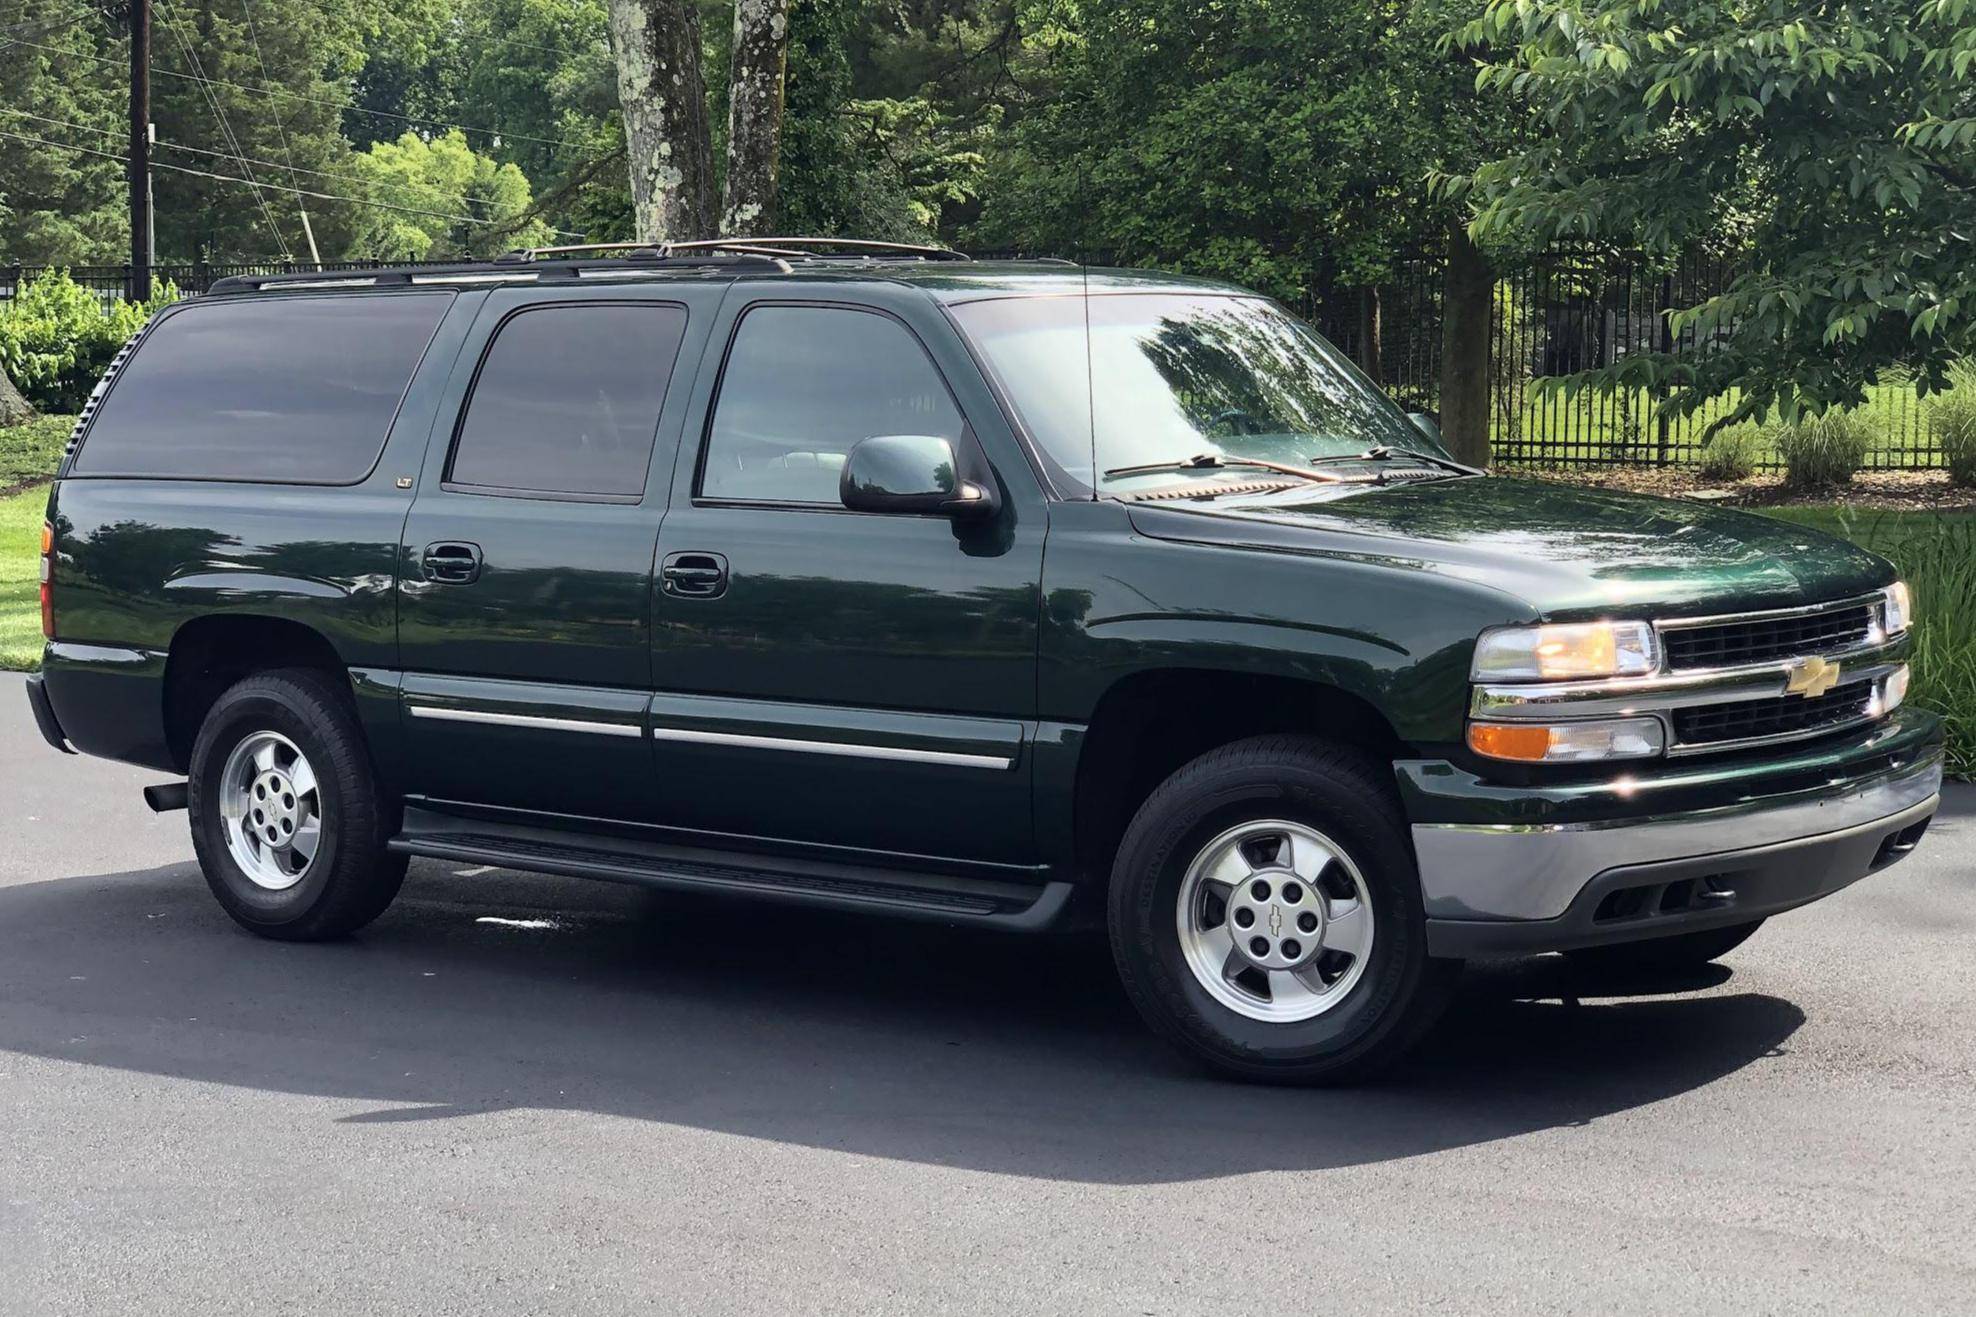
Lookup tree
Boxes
[605,0,717,239]
[344,130,552,259]
[1452,0,1976,425]
[722,0,791,233]
[145,0,382,260]
[0,365,32,426]
[972,0,1506,301]
[0,0,126,263]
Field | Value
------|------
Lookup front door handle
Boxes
[661,551,728,599]
[422,541,482,584]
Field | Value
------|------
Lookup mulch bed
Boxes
[1511,464,1976,511]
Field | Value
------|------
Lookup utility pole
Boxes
[128,0,152,303]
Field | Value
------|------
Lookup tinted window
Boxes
[74,293,451,482]
[449,303,687,498]
[701,305,964,504]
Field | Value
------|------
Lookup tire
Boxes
[1108,734,1459,1085]
[1564,919,1765,974]
[187,667,407,941]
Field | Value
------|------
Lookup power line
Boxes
[236,0,318,260]
[6,33,591,150]
[0,107,585,236]
[0,126,554,231]
[154,0,292,257]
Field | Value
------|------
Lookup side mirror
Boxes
[1406,411,1444,446]
[839,434,996,520]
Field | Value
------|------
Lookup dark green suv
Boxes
[25,239,1944,1083]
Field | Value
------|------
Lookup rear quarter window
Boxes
[71,291,453,483]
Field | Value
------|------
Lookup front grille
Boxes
[1672,678,1876,748]
[1660,602,1876,671]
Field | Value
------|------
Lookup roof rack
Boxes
[497,237,972,264]
[205,236,991,295]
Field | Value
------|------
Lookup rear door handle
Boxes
[422,541,482,584]
[661,551,728,599]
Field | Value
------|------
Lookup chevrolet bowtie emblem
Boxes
[1786,655,1841,699]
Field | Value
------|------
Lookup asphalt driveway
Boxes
[2,672,1972,1314]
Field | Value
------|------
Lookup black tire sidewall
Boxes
[188,680,354,929]
[1111,743,1436,1076]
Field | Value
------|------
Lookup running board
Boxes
[389,813,1074,932]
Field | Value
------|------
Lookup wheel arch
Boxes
[1069,667,1408,886]
[162,613,352,771]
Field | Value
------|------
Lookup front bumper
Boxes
[1406,710,1944,957]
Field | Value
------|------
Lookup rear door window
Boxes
[446,302,688,499]
[73,292,452,483]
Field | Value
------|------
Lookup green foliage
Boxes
[1930,362,1976,487]
[0,413,75,490]
[0,270,177,413]
[974,0,1511,297]
[345,131,552,259]
[1697,423,1762,481]
[1763,507,1976,779]
[0,0,126,263]
[1772,411,1871,488]
[1453,0,1976,429]
[349,0,628,243]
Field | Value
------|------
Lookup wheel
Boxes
[187,668,407,941]
[1108,734,1459,1084]
[1564,919,1764,974]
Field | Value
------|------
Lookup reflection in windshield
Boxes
[950,293,1439,494]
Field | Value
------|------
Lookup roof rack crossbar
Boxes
[668,236,970,261]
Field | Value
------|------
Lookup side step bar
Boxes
[389,811,1075,932]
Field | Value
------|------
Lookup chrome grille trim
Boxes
[1654,592,1889,672]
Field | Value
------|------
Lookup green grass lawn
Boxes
[0,484,48,670]
[0,414,75,492]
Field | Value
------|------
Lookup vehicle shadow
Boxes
[0,860,1804,1185]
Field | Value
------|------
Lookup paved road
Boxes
[2,672,1973,1314]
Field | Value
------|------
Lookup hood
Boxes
[1127,476,1892,619]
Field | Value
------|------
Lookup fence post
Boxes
[1655,272,1674,465]
[1440,225,1494,467]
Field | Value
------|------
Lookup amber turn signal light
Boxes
[39,520,54,640]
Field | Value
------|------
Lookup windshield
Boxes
[949,292,1442,495]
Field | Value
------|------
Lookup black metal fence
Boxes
[1,253,1952,471]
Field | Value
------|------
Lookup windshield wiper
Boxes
[1303,446,1481,476]
[1103,452,1350,484]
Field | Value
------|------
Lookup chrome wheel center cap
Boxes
[1224,870,1324,971]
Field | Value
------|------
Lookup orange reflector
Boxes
[40,521,53,555]
[1467,723,1554,762]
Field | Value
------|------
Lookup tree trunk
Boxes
[605,0,717,243]
[1355,285,1383,384]
[1439,224,1494,467]
[721,0,790,236]
[0,363,33,427]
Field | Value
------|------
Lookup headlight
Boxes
[1467,717,1666,763]
[1882,581,1911,636]
[1471,620,1660,682]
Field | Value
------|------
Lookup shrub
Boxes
[0,270,177,414]
[1772,410,1871,488]
[1930,362,1976,488]
[1697,423,1762,481]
